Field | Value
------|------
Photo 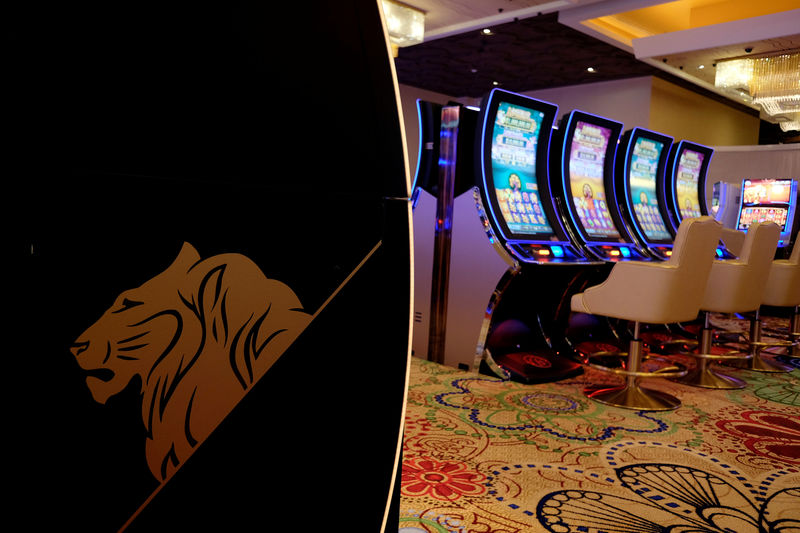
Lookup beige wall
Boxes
[525,76,653,130]
[399,77,787,197]
[705,144,800,207]
[649,77,760,146]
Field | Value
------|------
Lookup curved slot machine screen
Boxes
[628,135,672,242]
[673,145,709,220]
[491,103,553,236]
[737,178,798,245]
[566,120,620,240]
[479,89,559,242]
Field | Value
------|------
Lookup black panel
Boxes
[11,1,409,530]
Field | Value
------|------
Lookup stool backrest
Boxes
[720,227,745,256]
[739,221,781,265]
[666,216,724,317]
[703,221,780,313]
[763,233,800,307]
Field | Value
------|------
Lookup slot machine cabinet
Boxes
[662,140,714,231]
[468,89,606,383]
[413,102,508,369]
[736,178,799,253]
[411,100,442,360]
[711,181,742,229]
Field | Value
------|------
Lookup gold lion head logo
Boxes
[70,242,311,481]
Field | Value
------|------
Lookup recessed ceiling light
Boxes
[482,28,493,35]
[492,81,500,86]
[587,67,596,73]
[698,64,705,69]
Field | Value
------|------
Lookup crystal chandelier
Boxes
[381,0,425,51]
[750,53,800,115]
[715,50,800,129]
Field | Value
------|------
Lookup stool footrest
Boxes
[689,349,753,361]
[583,351,688,379]
[750,339,793,348]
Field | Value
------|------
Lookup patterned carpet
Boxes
[398,315,800,532]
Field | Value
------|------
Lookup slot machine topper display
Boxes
[615,127,676,260]
[552,110,648,262]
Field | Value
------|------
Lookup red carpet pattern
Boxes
[399,318,800,533]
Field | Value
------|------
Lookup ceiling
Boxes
[392,0,800,133]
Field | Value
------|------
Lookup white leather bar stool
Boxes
[676,221,781,389]
[570,216,722,411]
[737,237,800,369]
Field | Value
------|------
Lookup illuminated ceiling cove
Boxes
[392,0,800,131]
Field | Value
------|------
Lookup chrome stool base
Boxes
[724,312,795,373]
[584,383,681,411]
[676,366,747,389]
[581,326,687,411]
[674,314,751,389]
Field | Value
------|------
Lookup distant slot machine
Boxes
[736,178,799,249]
[410,100,480,363]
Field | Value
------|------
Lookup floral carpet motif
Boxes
[399,315,800,533]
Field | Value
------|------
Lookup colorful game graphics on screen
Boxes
[629,137,671,241]
[675,148,704,220]
[737,178,795,232]
[491,102,554,237]
[568,121,620,239]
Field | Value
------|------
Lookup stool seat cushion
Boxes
[570,216,722,324]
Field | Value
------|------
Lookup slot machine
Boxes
[410,99,442,360]
[469,89,606,383]
[736,178,799,251]
[614,127,676,260]
[551,110,650,262]
[661,140,713,231]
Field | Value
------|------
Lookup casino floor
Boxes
[397,312,800,533]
